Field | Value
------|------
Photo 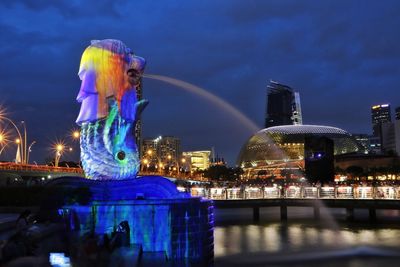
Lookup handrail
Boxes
[192,185,400,200]
[0,162,83,174]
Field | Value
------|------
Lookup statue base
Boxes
[46,176,214,265]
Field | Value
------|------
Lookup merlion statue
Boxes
[76,39,147,180]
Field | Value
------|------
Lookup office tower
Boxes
[381,122,396,153]
[371,104,392,153]
[265,80,302,128]
[371,104,391,136]
[394,107,400,155]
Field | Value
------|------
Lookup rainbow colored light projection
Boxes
[76,39,147,180]
[56,39,214,264]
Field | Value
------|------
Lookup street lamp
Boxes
[26,141,36,165]
[21,121,27,164]
[55,143,64,167]
[178,157,186,177]
[0,132,7,156]
[141,158,149,172]
[72,130,80,140]
[0,109,31,164]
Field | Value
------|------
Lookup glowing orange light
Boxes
[15,138,21,144]
[72,131,80,139]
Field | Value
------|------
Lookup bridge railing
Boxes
[264,187,281,198]
[0,162,83,174]
[205,185,400,200]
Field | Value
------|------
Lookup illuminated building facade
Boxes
[371,104,391,127]
[396,107,400,121]
[237,125,361,180]
[182,150,211,171]
[265,80,302,128]
[352,134,370,153]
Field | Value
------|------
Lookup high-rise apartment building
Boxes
[265,80,302,128]
[142,136,181,164]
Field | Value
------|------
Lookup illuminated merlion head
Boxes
[76,39,146,124]
[76,39,148,180]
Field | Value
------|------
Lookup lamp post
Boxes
[26,141,36,165]
[0,133,7,156]
[55,144,64,167]
[0,116,24,164]
[21,121,27,164]
[141,158,149,172]
[178,157,186,177]
[167,154,172,174]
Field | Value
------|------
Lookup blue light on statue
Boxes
[54,39,214,265]
[76,39,147,180]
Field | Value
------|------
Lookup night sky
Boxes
[0,0,399,165]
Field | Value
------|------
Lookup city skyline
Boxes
[0,1,400,165]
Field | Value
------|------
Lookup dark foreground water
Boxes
[214,207,400,267]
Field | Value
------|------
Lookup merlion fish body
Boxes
[76,39,147,180]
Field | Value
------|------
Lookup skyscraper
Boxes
[371,104,392,153]
[265,80,302,128]
[371,104,391,132]
[396,106,400,121]
[371,104,391,136]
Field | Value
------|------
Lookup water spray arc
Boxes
[143,74,260,133]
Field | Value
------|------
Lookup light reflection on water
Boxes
[214,208,400,259]
[216,223,381,256]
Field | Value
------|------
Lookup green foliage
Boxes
[203,165,243,181]
[346,165,364,176]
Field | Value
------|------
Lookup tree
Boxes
[346,165,364,180]
[203,166,243,181]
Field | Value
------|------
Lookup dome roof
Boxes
[261,125,349,135]
[237,125,362,167]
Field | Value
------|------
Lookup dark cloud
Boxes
[0,0,399,165]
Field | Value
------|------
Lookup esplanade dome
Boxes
[237,125,362,178]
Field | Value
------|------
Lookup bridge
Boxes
[0,162,84,184]
[188,185,400,222]
[1,165,400,222]
[0,163,207,185]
